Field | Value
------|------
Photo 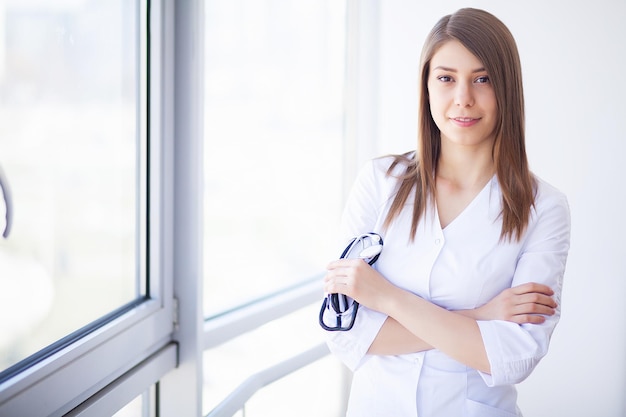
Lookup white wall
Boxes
[371,1,626,416]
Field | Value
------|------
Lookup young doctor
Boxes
[322,8,571,417]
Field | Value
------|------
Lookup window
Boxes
[202,2,349,415]
[203,304,344,416]
[0,1,358,415]
[0,0,144,377]
[203,0,347,316]
[0,1,179,415]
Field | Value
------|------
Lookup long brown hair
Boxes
[383,8,535,242]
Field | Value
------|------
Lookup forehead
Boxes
[430,40,484,71]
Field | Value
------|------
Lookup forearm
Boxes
[367,307,488,357]
[325,260,490,371]
[367,284,556,364]
[367,316,433,355]
[379,287,491,373]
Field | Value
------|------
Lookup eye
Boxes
[437,75,453,83]
[475,75,490,84]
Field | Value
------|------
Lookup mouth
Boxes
[450,117,480,127]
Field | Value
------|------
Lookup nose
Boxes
[454,82,474,107]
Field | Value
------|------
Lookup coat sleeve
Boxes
[477,183,571,386]
[323,158,392,371]
[326,306,388,371]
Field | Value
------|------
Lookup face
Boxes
[427,40,498,150]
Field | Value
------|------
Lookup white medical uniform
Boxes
[326,156,571,417]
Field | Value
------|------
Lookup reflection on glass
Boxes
[0,0,142,373]
[204,0,347,316]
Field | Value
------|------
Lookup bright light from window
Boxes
[203,0,346,316]
[0,0,142,373]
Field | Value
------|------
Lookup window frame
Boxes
[199,0,379,414]
[0,1,185,415]
[0,0,377,414]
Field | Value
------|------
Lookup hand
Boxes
[469,282,557,324]
[323,258,396,313]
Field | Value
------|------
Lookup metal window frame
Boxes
[203,278,322,351]
[206,342,329,417]
[0,0,377,414]
[203,278,330,417]
[156,0,205,415]
[0,0,185,415]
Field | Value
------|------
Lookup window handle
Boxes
[0,165,12,238]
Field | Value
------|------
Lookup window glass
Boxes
[113,387,156,417]
[244,354,344,416]
[203,0,346,316]
[203,305,344,416]
[0,0,143,373]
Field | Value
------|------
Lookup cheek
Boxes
[482,91,498,115]
[427,84,451,113]
[428,96,447,127]
[427,90,444,116]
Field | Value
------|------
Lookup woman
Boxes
[323,8,570,416]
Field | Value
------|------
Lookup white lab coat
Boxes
[326,156,571,417]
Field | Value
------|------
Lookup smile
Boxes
[451,117,480,127]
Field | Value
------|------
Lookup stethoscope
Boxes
[319,233,383,331]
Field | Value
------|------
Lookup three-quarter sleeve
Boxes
[326,307,388,371]
[477,182,571,386]
[324,158,394,371]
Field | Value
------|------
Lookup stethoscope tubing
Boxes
[319,233,383,331]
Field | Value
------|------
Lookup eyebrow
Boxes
[432,65,486,73]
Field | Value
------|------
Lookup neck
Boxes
[436,142,495,189]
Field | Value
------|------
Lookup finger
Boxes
[513,302,555,316]
[326,259,346,270]
[324,265,355,280]
[517,293,557,308]
[512,282,554,296]
[323,271,342,283]
[324,279,348,295]
[510,314,547,325]
[327,258,364,270]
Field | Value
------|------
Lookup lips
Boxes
[451,117,480,127]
